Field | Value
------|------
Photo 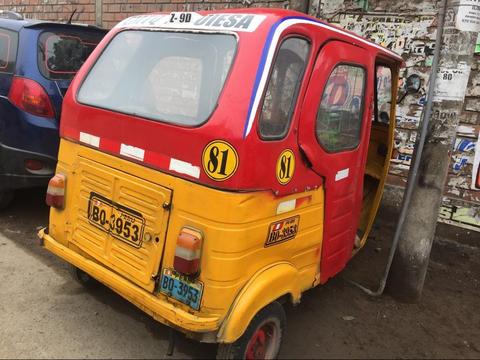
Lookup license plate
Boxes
[265,216,300,247]
[88,192,145,248]
[159,269,203,310]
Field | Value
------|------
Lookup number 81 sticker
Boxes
[202,140,239,181]
[276,149,295,185]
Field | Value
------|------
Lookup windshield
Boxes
[77,30,237,126]
[38,30,104,80]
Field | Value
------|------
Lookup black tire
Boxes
[69,265,99,288]
[217,301,286,360]
[0,190,14,211]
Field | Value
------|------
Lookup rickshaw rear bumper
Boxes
[37,228,221,338]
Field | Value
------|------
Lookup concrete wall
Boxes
[1,0,479,231]
[310,0,480,232]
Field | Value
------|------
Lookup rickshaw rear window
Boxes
[77,31,237,126]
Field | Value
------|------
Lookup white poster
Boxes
[433,62,471,101]
[456,0,480,32]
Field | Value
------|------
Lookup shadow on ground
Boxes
[0,188,479,358]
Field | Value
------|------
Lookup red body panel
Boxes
[298,41,374,283]
[60,8,402,282]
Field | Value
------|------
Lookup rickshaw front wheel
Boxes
[217,301,286,360]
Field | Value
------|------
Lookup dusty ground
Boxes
[0,188,479,359]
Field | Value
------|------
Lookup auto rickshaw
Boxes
[39,8,403,359]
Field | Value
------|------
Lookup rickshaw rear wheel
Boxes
[217,301,286,360]
[69,265,99,288]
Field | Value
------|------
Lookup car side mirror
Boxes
[397,74,422,104]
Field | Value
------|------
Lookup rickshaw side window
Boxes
[316,65,365,152]
[77,31,236,126]
[258,37,310,140]
[375,65,393,124]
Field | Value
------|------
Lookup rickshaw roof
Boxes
[114,9,403,63]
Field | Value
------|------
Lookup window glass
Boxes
[376,65,392,123]
[259,37,310,139]
[0,29,18,73]
[77,31,236,126]
[316,65,365,152]
[38,30,104,80]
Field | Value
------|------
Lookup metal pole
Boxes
[347,0,448,297]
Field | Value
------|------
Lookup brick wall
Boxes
[1,0,96,24]
[0,0,289,29]
[101,0,289,29]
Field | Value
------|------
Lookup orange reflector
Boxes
[174,227,203,276]
[46,174,66,209]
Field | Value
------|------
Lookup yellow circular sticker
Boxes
[276,149,295,185]
[202,140,239,181]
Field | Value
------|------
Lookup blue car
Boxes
[0,13,106,208]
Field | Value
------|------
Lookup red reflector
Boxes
[8,77,55,118]
[46,174,66,209]
[173,257,200,275]
[25,159,44,171]
[174,228,203,276]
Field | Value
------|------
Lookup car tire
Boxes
[217,301,286,360]
[69,265,99,288]
[0,190,14,211]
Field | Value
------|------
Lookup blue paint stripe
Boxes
[241,15,400,138]
[242,16,316,138]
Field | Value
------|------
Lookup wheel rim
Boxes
[245,320,280,360]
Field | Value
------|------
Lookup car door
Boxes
[298,41,373,283]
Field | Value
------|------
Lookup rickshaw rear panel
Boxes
[48,138,324,322]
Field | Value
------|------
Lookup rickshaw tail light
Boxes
[46,174,66,209]
[173,227,203,276]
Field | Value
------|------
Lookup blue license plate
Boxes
[159,269,203,310]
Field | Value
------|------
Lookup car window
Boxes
[375,65,392,124]
[258,37,310,140]
[316,64,366,152]
[77,30,237,127]
[38,30,104,80]
[0,28,18,73]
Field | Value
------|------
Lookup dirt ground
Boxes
[0,187,479,359]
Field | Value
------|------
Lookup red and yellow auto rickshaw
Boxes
[39,8,403,359]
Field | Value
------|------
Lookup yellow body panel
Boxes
[42,139,325,342]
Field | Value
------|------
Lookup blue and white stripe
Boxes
[242,16,402,138]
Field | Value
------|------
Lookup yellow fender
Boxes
[217,262,301,343]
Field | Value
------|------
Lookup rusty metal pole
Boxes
[387,0,478,302]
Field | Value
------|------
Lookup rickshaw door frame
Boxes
[298,40,374,283]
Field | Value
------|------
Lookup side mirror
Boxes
[406,74,421,94]
[397,74,422,104]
